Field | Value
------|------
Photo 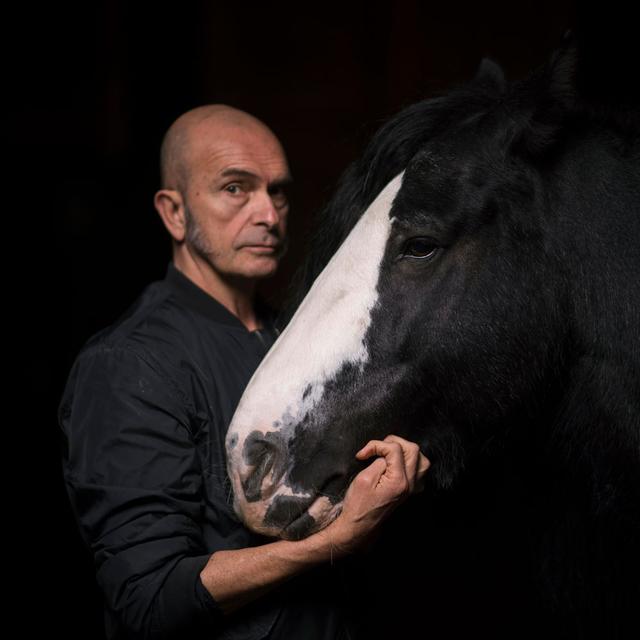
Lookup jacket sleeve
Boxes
[59,343,222,639]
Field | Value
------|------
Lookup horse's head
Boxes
[225,53,640,540]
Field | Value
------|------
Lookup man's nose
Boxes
[250,191,280,228]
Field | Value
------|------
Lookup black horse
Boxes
[226,49,640,638]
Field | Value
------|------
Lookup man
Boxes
[59,105,429,639]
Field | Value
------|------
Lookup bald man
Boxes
[59,106,429,639]
[154,106,290,329]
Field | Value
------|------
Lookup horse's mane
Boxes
[280,44,639,330]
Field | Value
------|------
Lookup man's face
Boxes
[182,123,290,281]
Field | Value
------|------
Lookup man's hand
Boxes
[200,435,428,613]
[314,434,430,557]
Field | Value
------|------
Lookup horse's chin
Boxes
[235,494,343,541]
[280,496,343,540]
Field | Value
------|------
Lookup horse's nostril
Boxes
[241,433,283,502]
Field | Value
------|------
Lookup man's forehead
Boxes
[192,131,290,183]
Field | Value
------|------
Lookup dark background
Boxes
[6,0,635,635]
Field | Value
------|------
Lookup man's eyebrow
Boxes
[270,175,293,189]
[220,167,293,187]
[220,168,259,181]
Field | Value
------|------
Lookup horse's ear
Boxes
[546,37,579,108]
[508,42,578,158]
[473,58,507,95]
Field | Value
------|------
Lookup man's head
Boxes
[154,105,291,283]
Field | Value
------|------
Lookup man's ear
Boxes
[154,189,186,242]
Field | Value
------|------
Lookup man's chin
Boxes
[238,255,281,279]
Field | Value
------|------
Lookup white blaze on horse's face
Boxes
[226,172,404,537]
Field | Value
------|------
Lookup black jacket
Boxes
[58,263,352,640]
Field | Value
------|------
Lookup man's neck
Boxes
[172,253,261,332]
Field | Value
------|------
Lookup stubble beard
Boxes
[183,204,282,281]
[184,204,221,267]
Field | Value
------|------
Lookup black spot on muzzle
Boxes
[264,494,317,541]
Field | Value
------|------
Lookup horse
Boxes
[225,49,640,638]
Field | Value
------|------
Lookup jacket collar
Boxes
[164,262,276,334]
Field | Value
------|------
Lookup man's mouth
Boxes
[242,244,281,253]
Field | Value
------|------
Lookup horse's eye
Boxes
[403,237,438,260]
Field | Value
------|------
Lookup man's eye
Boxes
[403,237,439,260]
[225,183,242,194]
[270,188,288,208]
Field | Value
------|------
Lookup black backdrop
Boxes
[6,1,636,636]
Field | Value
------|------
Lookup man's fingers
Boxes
[356,439,404,463]
[351,456,387,489]
[357,440,405,472]
[384,434,419,470]
[357,434,431,493]
[382,434,430,492]
[356,439,408,486]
